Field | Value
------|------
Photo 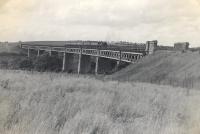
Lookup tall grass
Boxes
[0,70,199,134]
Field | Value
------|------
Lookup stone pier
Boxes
[146,40,158,54]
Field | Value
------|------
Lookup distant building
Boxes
[174,42,190,51]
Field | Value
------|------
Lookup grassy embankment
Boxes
[109,50,200,89]
[0,70,200,134]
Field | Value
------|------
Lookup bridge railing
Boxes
[100,50,120,60]
[82,49,98,56]
[66,48,81,54]
[121,52,143,62]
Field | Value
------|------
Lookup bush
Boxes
[18,57,34,70]
[0,60,9,69]
[0,53,63,72]
[33,54,62,72]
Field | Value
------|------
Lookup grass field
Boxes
[0,70,200,134]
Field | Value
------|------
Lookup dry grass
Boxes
[0,70,200,134]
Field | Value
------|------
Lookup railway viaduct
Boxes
[20,40,157,75]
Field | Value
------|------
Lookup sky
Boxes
[0,0,200,46]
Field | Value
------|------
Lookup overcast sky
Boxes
[0,0,200,46]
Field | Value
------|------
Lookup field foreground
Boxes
[0,70,200,134]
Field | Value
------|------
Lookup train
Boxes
[64,40,146,53]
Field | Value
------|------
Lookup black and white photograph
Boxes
[0,0,200,134]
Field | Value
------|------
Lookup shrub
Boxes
[0,53,63,72]
[33,54,62,72]
[0,60,9,69]
[18,58,34,70]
